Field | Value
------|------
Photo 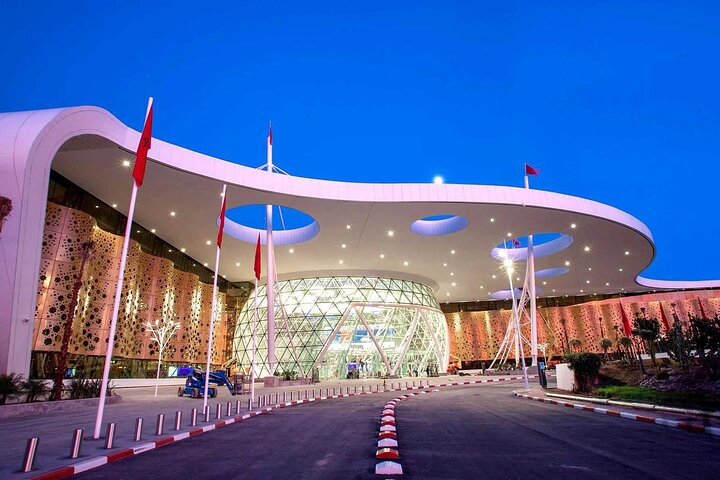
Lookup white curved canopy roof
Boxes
[8,105,719,302]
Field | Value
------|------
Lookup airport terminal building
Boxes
[1,106,718,380]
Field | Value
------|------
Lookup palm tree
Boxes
[599,338,613,361]
[50,240,95,401]
[22,379,49,403]
[0,373,23,405]
[0,195,11,237]
[618,336,634,364]
[569,338,582,352]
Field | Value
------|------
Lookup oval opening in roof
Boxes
[221,204,319,245]
[410,215,468,236]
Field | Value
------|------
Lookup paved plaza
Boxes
[1,375,718,479]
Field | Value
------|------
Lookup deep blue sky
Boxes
[2,2,719,281]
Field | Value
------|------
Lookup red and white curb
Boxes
[29,377,531,479]
[374,388,440,476]
[513,392,720,437]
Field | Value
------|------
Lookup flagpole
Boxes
[524,168,538,367]
[251,277,257,406]
[266,124,276,377]
[203,184,227,410]
[93,97,152,439]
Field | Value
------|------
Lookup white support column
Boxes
[266,135,276,376]
[528,235,538,366]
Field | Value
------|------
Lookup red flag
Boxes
[697,297,708,319]
[253,233,262,281]
[525,163,539,176]
[512,238,521,247]
[619,303,631,336]
[132,99,154,187]
[659,303,671,332]
[216,190,227,248]
[268,123,273,146]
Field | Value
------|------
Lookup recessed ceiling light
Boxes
[168,249,172,253]
[450,250,456,254]
[586,280,590,284]
[552,289,556,292]
[507,232,512,237]
[492,274,496,279]
[346,225,351,229]
[570,223,576,229]
[122,160,131,167]
[619,268,623,272]
[339,260,344,264]
[137,230,141,233]
[542,281,547,285]
[516,277,520,281]
[192,263,196,267]
[605,282,610,286]
[433,175,444,184]
[443,263,447,267]
[289,248,294,253]
[490,218,495,222]
[170,211,176,217]
[380,254,385,258]
[95,205,99,209]
[625,251,630,255]
[388,230,394,237]
[564,261,570,266]
[588,267,592,271]
[203,263,208,267]
[580,289,584,293]
[151,229,156,233]
[403,261,409,266]
[584,246,591,252]
[451,282,456,287]
[446,292,450,296]
[480,286,484,289]
[236,262,240,267]
[112,203,117,208]
[181,248,186,253]
[450,272,454,276]
[206,240,211,245]
[341,244,346,248]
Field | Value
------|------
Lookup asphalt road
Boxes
[74,384,720,479]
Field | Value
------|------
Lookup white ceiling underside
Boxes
[52,134,662,302]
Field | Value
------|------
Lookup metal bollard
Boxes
[290,391,294,401]
[70,429,83,459]
[235,399,241,414]
[354,386,357,393]
[191,408,198,426]
[413,380,416,387]
[134,417,144,441]
[405,381,409,388]
[105,422,116,449]
[304,390,308,399]
[204,405,210,422]
[156,414,165,436]
[215,403,222,420]
[312,388,316,397]
[362,385,365,393]
[247,398,252,411]
[21,437,38,473]
[226,401,232,417]
[333,387,336,396]
[174,411,182,431]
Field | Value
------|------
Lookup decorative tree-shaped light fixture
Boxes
[145,318,181,397]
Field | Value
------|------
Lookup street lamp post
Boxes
[145,318,181,397]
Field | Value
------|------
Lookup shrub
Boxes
[563,352,602,394]
[0,373,23,405]
[22,379,50,403]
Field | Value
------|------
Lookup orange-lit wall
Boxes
[446,291,719,361]
[34,203,227,365]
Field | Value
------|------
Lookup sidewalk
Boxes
[0,374,484,479]
[513,385,720,436]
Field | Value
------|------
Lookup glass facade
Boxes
[233,276,449,379]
